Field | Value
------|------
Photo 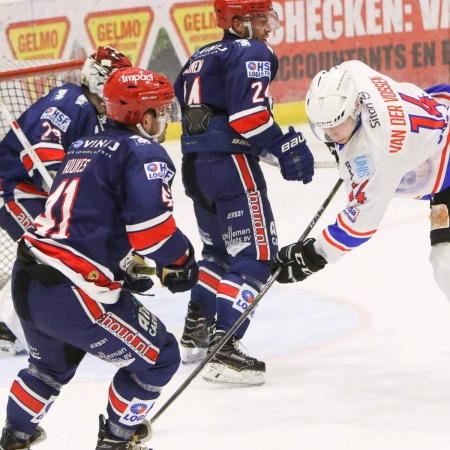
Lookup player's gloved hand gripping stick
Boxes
[149,177,344,425]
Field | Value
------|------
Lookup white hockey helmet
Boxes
[81,46,132,99]
[305,67,361,143]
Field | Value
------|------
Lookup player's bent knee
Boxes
[140,332,180,387]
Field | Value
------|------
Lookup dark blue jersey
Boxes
[174,33,282,156]
[23,125,190,304]
[0,83,104,203]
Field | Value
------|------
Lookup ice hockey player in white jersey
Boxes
[271,60,450,302]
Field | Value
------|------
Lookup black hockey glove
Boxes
[265,126,314,184]
[271,238,327,283]
[157,244,199,293]
[123,256,154,294]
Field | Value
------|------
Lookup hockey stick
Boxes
[259,153,337,169]
[149,177,344,425]
[314,161,338,169]
[0,99,54,189]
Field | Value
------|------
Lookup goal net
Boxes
[0,59,84,290]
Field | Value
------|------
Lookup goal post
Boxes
[0,59,84,290]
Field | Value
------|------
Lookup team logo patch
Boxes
[131,403,148,414]
[72,140,84,148]
[144,162,174,184]
[53,89,68,101]
[88,271,99,280]
[346,153,375,179]
[343,206,360,223]
[229,282,258,321]
[237,39,251,48]
[430,204,449,231]
[241,289,255,304]
[75,95,88,106]
[395,159,433,195]
[119,398,155,426]
[40,107,71,132]
[246,61,271,78]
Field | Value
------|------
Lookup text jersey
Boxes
[23,126,190,304]
[0,83,104,204]
[315,60,450,264]
[174,33,282,156]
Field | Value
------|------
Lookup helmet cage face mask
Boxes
[81,58,110,99]
[139,99,182,142]
[241,11,280,38]
[306,69,361,143]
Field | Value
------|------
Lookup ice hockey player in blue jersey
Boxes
[173,0,315,387]
[0,67,199,450]
[0,46,131,356]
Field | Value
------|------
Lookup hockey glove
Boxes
[157,244,199,293]
[123,255,155,294]
[265,126,314,184]
[271,238,327,283]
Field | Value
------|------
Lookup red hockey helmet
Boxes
[81,46,132,99]
[103,67,181,127]
[214,0,278,30]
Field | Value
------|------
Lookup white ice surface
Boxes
[1,125,450,450]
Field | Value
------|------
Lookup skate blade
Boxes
[202,363,265,387]
[180,346,207,365]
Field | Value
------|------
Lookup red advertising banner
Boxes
[269,0,450,102]
[170,0,450,103]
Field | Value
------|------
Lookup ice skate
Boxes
[0,323,27,357]
[202,329,266,387]
[0,425,46,449]
[180,301,215,364]
[95,414,153,450]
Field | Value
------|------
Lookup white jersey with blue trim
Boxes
[315,60,450,264]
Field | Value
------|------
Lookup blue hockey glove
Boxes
[265,126,314,184]
[271,238,327,283]
[157,244,199,293]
